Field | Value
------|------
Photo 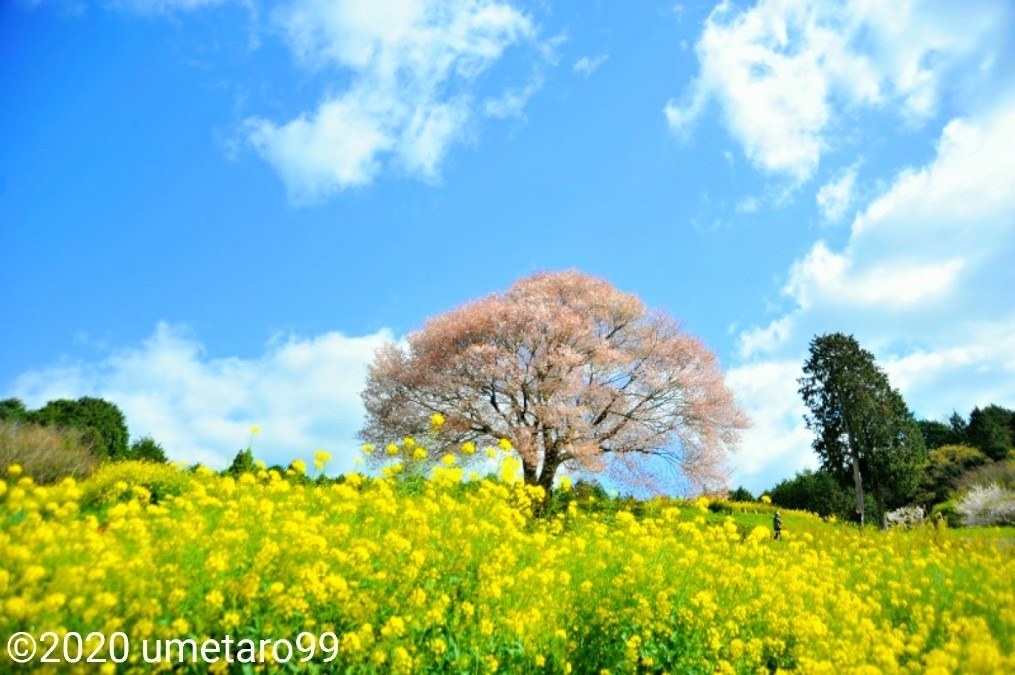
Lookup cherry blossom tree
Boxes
[359,270,748,495]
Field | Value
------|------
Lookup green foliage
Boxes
[966,404,1015,461]
[226,448,257,476]
[798,332,926,528]
[128,435,168,463]
[547,480,596,515]
[914,444,988,507]
[0,398,30,422]
[727,485,755,502]
[956,458,1015,492]
[0,420,100,484]
[930,500,962,528]
[30,396,130,460]
[918,415,968,450]
[767,468,866,518]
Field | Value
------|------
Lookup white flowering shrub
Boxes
[886,505,925,528]
[956,483,1015,527]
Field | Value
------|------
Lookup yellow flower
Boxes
[412,447,428,461]
[205,590,224,609]
[441,454,456,467]
[315,450,333,464]
[404,437,416,449]
[361,444,375,454]
[291,459,307,475]
[498,438,512,451]
[761,495,772,504]
[250,425,261,436]
[386,443,400,456]
[461,441,476,454]
[7,463,23,478]
[430,413,446,428]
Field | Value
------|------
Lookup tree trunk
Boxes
[874,483,887,530]
[522,459,538,485]
[531,463,557,517]
[851,452,865,528]
[537,465,556,498]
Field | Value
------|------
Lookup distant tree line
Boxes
[0,397,167,482]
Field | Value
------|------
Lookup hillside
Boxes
[2,461,1013,673]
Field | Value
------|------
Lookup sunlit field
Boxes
[2,457,1013,674]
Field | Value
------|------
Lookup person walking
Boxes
[773,511,782,540]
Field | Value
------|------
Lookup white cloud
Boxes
[246,0,545,203]
[816,166,856,223]
[573,53,608,78]
[784,242,966,310]
[728,102,1015,491]
[738,316,792,360]
[483,75,544,119]
[666,0,1009,181]
[5,323,395,473]
[727,360,815,491]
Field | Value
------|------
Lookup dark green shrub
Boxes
[930,500,962,528]
[31,397,130,460]
[129,435,168,463]
[728,486,755,502]
[226,448,257,476]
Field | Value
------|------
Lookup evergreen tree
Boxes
[226,448,257,476]
[798,333,926,528]
[917,417,965,450]
[966,405,1015,461]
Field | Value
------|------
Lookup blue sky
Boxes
[2,0,1013,494]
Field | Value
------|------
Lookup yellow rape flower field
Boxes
[2,459,1013,674]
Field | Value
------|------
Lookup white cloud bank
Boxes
[5,323,395,474]
[666,0,1008,182]
[246,0,547,202]
[729,103,1015,492]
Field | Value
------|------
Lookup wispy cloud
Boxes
[483,75,545,120]
[5,323,395,473]
[573,53,608,78]
[665,0,1009,182]
[815,166,857,224]
[245,0,549,203]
